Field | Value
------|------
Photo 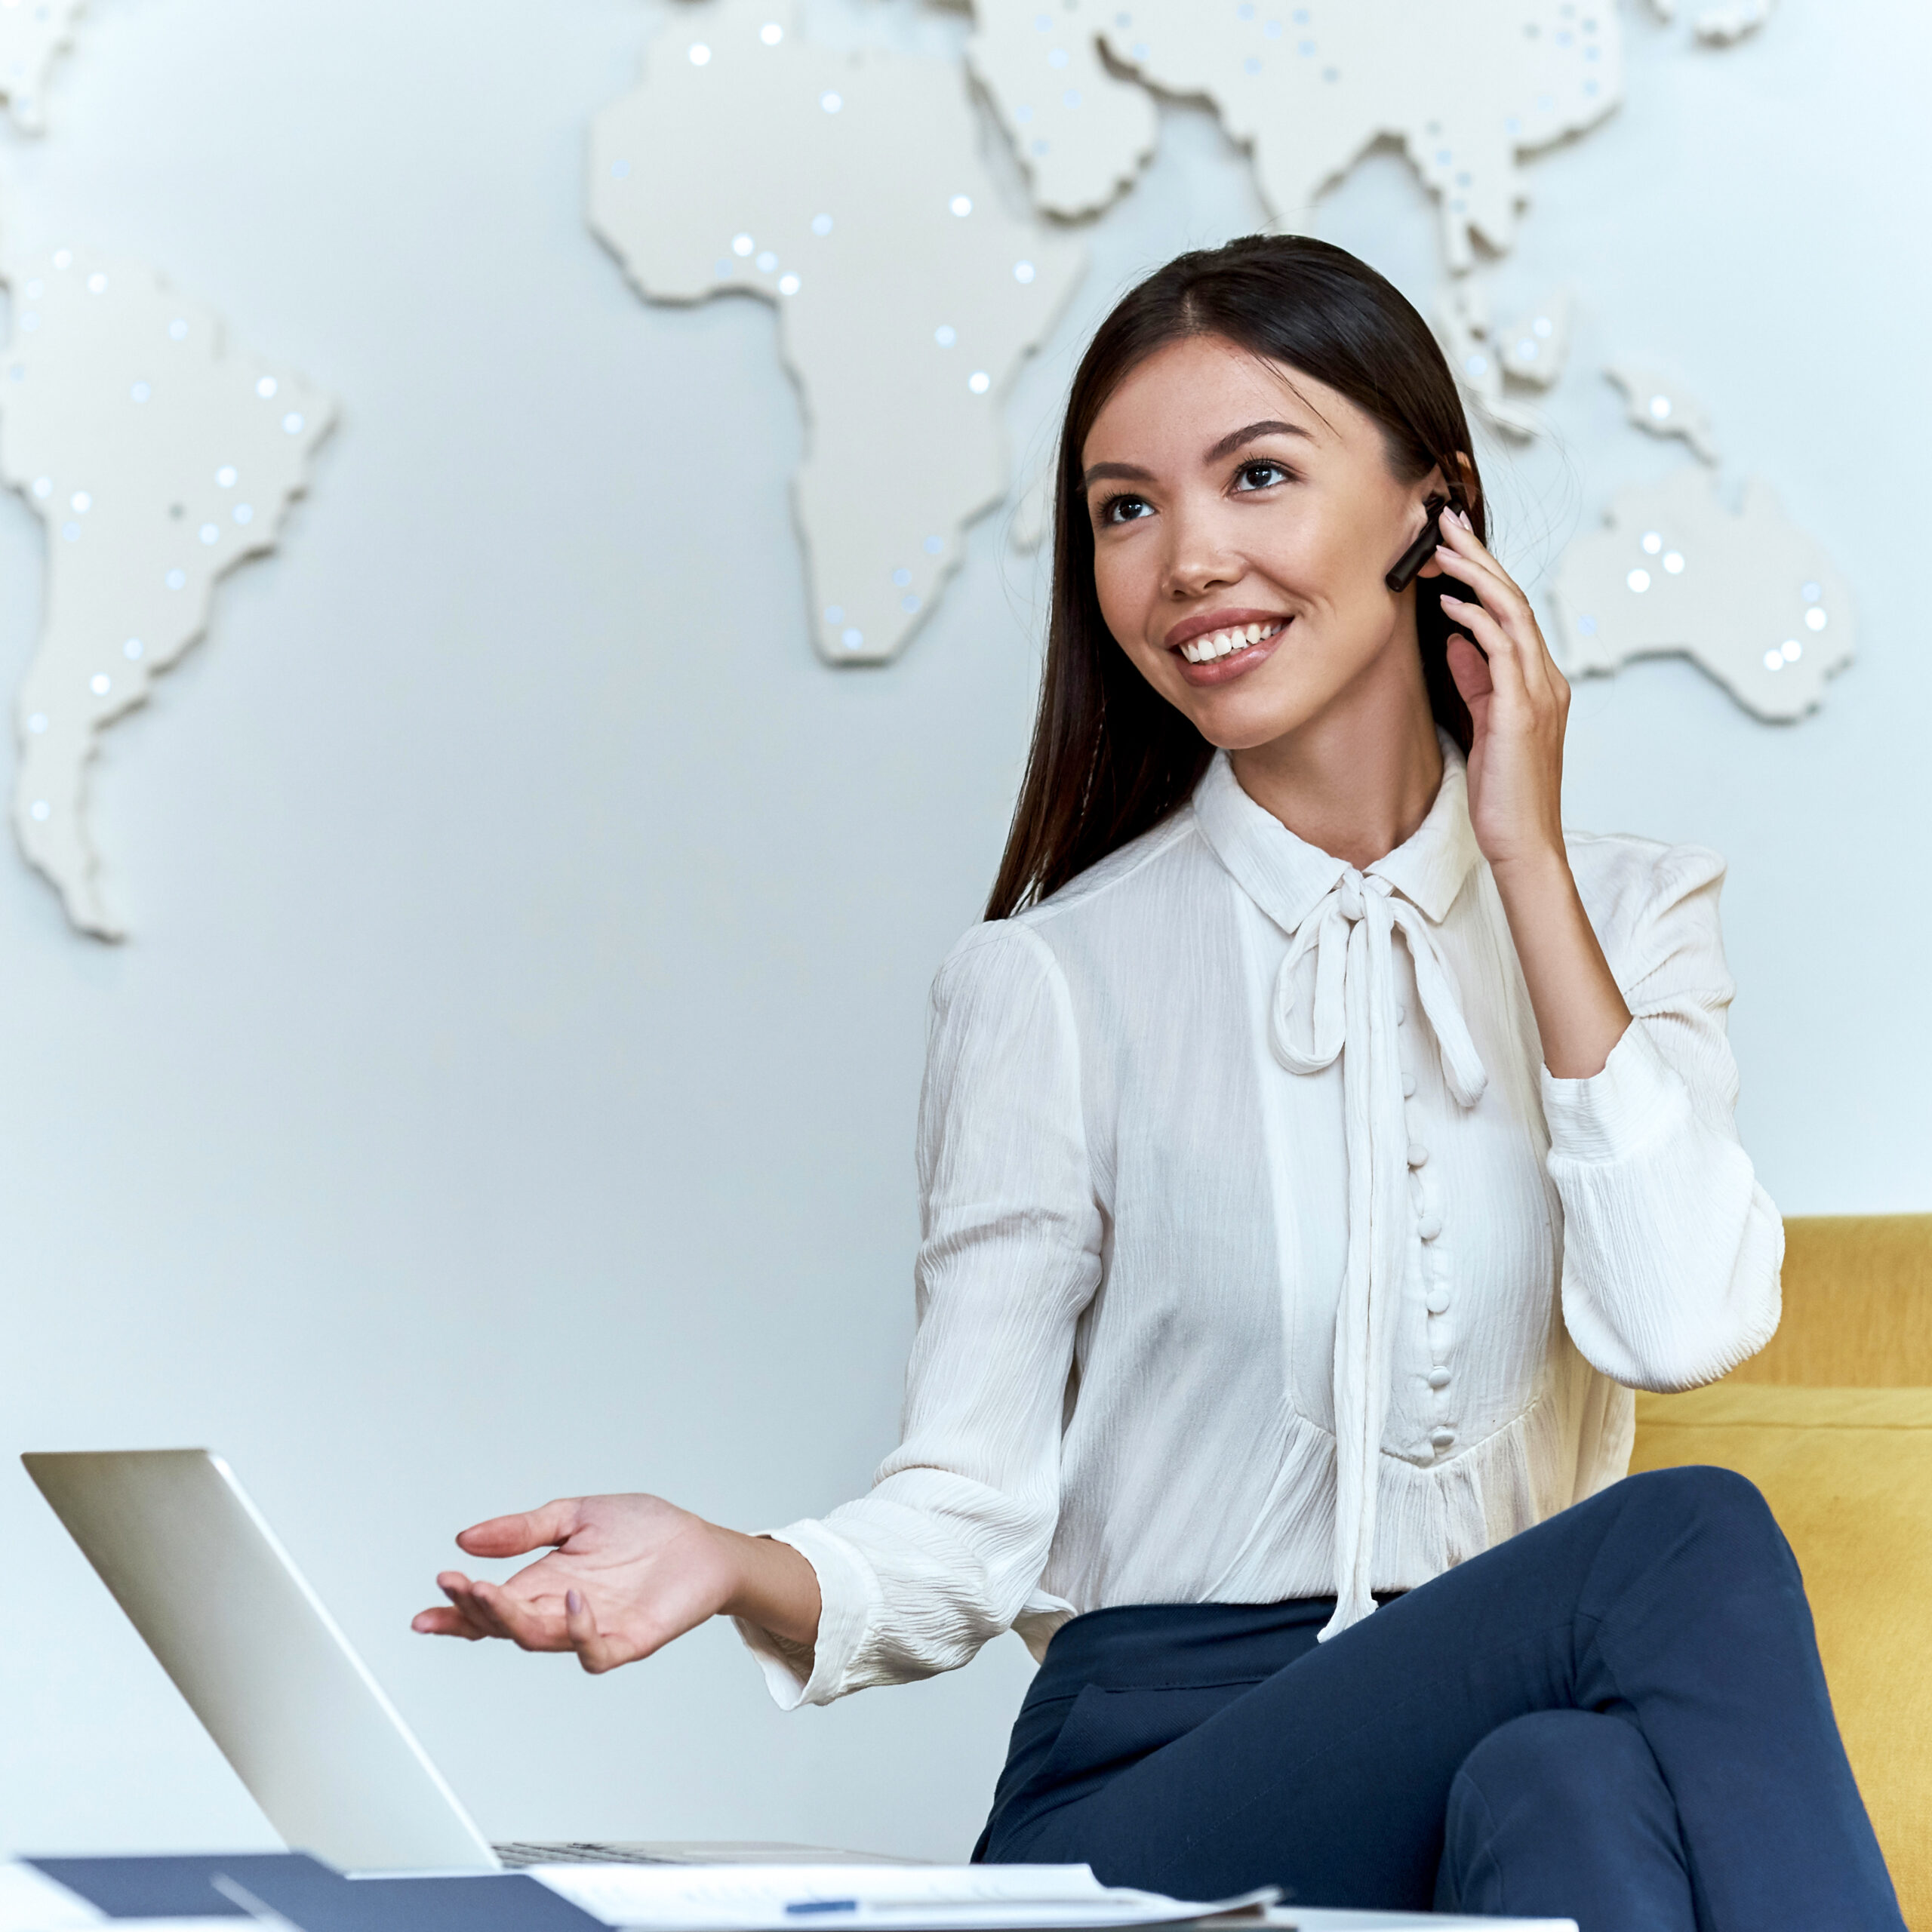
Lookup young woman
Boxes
[416,238,1901,1930]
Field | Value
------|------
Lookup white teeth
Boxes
[1179,620,1284,665]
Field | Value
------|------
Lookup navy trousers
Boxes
[977,1467,1903,1932]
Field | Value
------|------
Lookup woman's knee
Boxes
[1450,1709,1655,1824]
[1617,1463,1789,1573]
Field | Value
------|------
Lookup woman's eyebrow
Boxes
[1204,419,1312,463]
[1080,460,1155,489]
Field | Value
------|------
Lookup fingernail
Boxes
[567,1589,583,1617]
[1453,508,1472,530]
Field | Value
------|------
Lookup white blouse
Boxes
[740,745,1783,1708]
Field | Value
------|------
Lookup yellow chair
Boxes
[1630,1214,1932,1927]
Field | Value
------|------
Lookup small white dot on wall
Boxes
[609,158,631,179]
[1663,551,1684,574]
[688,41,712,64]
[841,626,864,649]
[25,280,43,299]
[1782,638,1804,663]
[89,673,110,695]
[1014,260,1036,284]
[1801,580,1822,602]
[19,312,38,332]
[86,272,106,294]
[60,521,79,542]
[51,248,72,269]
[820,91,843,113]
[756,251,777,272]
[811,214,833,236]
[70,491,90,512]
[1648,394,1672,420]
[760,21,783,44]
[892,568,912,587]
[123,638,143,660]
[1762,648,1784,671]
[282,412,305,434]
[168,318,188,341]
[31,476,51,499]
[924,535,943,555]
[1063,88,1082,107]
[1641,531,1662,555]
[216,465,238,487]
[949,195,973,217]
[1626,568,1651,594]
[733,233,755,257]
[29,800,49,822]
[824,604,844,623]
[233,503,254,525]
[934,324,956,346]
[27,712,48,734]
[1804,606,1828,632]
[901,594,920,613]
[129,381,150,402]
[778,274,800,297]
[198,523,219,544]
[257,376,278,398]
[968,371,991,393]
[165,568,186,589]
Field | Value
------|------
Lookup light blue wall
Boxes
[0,0,1922,1865]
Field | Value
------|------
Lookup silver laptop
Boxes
[23,1450,903,1875]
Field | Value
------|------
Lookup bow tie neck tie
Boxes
[1267,868,1489,1638]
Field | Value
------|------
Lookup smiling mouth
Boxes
[1175,619,1286,666]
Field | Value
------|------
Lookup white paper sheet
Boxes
[529,1863,1274,1930]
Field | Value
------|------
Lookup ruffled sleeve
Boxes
[734,920,1103,1708]
[1542,840,1783,1392]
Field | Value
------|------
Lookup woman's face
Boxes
[1081,333,1442,751]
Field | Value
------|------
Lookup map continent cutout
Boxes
[0,246,336,937]
[1550,467,1851,722]
[1608,364,1719,462]
[967,1,1158,219]
[0,0,85,131]
[1088,0,1624,271]
[590,0,1084,666]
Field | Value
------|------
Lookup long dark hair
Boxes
[986,235,1486,921]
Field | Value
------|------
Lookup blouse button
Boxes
[1395,1001,1408,1024]
[1427,1367,1451,1390]
[1427,1288,1450,1315]
[1407,1143,1429,1168]
[1430,1428,1455,1452]
[1418,1212,1444,1241]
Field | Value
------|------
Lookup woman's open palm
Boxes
[413,1494,745,1675]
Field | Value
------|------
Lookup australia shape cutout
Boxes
[1551,466,1851,723]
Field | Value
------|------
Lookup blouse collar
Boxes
[1192,732,1481,936]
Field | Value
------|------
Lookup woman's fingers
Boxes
[454,1499,583,1560]
[411,1604,486,1640]
[1434,516,1563,706]
[1439,595,1531,714]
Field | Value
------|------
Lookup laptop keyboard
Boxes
[494,1844,678,1868]
[494,1842,922,1869]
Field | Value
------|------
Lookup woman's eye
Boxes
[1234,460,1290,493]
[1100,494,1152,526]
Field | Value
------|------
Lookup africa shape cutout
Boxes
[590,0,1084,666]
[0,247,335,937]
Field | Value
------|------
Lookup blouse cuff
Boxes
[730,1518,876,1711]
[1540,1019,1685,1164]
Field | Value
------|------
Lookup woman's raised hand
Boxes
[1423,507,1632,1081]
[412,1493,821,1675]
[1426,508,1571,876]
